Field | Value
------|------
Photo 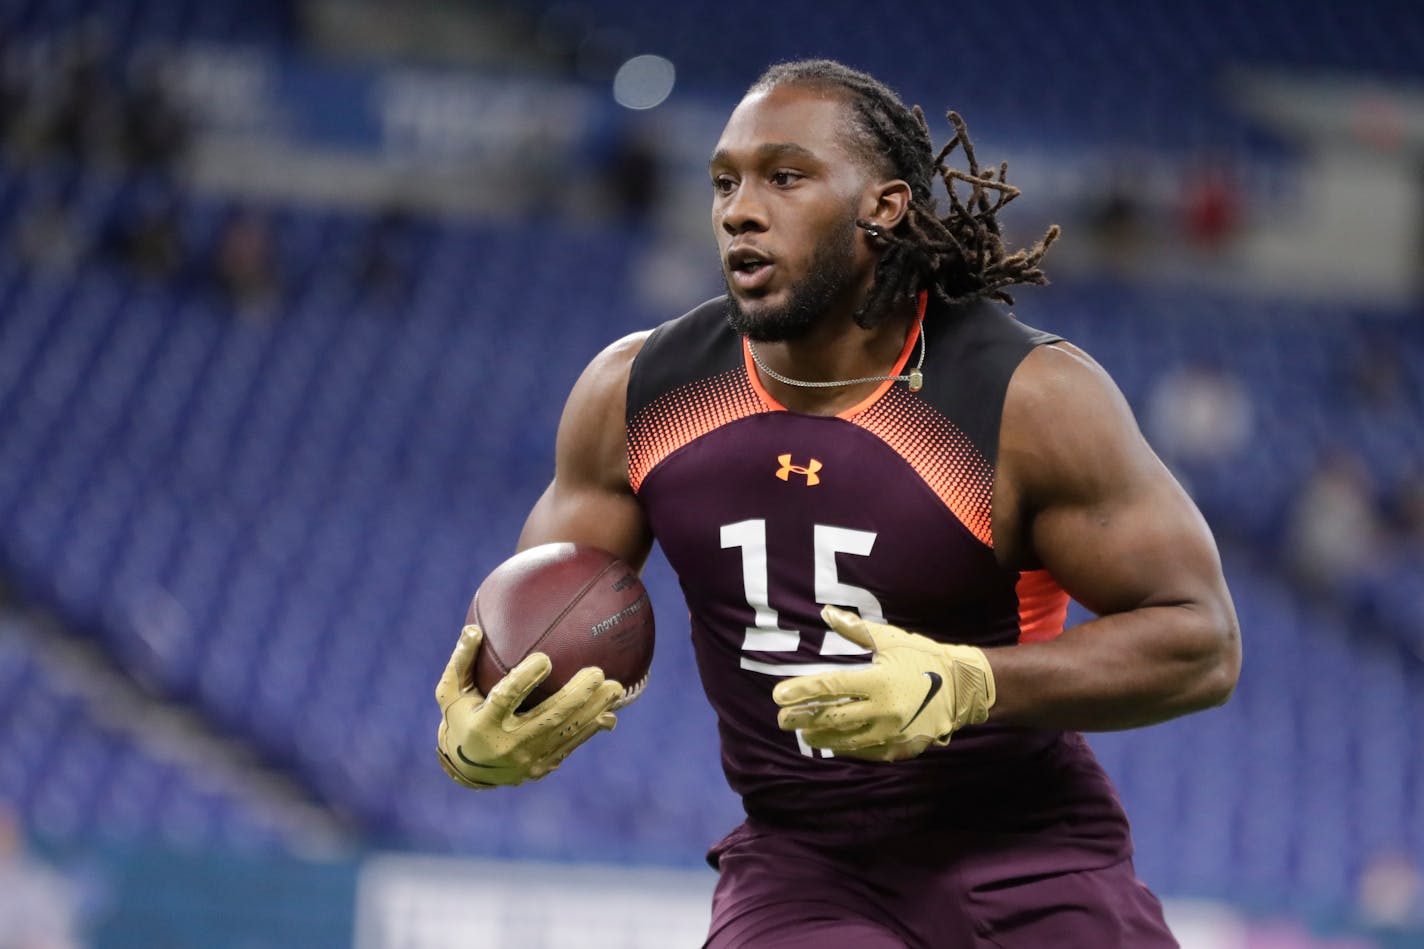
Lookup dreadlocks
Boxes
[750,60,1060,325]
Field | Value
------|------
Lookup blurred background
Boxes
[1,0,1422,946]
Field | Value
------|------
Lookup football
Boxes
[468,543,654,712]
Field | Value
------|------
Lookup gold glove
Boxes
[435,625,622,789]
[773,606,995,762]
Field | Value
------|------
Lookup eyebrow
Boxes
[708,142,820,169]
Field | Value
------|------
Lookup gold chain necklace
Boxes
[745,319,925,392]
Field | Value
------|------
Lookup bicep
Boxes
[516,333,654,569]
[985,345,1239,726]
[1030,446,1225,619]
[1004,345,1233,621]
[520,481,652,569]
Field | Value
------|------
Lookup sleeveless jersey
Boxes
[627,295,1132,863]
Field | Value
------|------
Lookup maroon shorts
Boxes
[704,821,1177,948]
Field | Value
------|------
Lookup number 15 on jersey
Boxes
[721,518,879,756]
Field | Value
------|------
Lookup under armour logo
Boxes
[776,454,823,486]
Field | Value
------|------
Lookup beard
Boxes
[724,212,860,343]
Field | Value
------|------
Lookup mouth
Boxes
[726,246,775,293]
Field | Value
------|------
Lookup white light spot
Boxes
[613,54,675,110]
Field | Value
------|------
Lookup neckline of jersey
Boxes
[741,290,927,420]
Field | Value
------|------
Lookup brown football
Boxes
[468,543,654,712]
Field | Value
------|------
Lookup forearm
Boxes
[984,603,1240,731]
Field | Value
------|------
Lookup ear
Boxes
[864,179,912,233]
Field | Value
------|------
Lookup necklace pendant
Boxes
[908,368,924,392]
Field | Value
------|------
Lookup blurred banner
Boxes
[163,45,605,215]
[17,843,1409,948]
[353,855,714,948]
[168,45,599,157]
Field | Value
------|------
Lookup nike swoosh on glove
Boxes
[772,605,996,762]
[435,625,622,789]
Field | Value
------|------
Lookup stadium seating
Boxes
[2,154,1422,912]
[0,614,299,852]
[3,0,1424,920]
[526,0,1424,152]
[1,0,294,50]
[6,0,1423,152]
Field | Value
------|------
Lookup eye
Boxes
[770,170,803,187]
[712,175,737,195]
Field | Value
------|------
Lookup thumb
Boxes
[435,625,485,709]
[821,605,877,652]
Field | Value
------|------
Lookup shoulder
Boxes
[643,295,732,341]
[1004,342,1132,445]
[912,300,1063,464]
[628,296,740,416]
[632,296,734,368]
[551,331,651,496]
[999,341,1156,516]
[556,330,650,434]
[993,340,1160,565]
[577,330,652,401]
[563,295,732,443]
[936,299,1061,363]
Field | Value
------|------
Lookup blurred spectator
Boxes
[2,23,189,174]
[0,34,28,150]
[1181,157,1241,253]
[1086,183,1148,273]
[356,208,413,301]
[109,195,186,282]
[1390,470,1424,546]
[600,124,662,225]
[1146,361,1254,464]
[1347,331,1407,411]
[213,209,282,317]
[43,21,124,166]
[1,38,63,161]
[0,804,81,949]
[1284,449,1384,598]
[1355,471,1424,649]
[1357,850,1424,929]
[120,51,189,172]
[11,194,86,275]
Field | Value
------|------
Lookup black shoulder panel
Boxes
[627,296,740,422]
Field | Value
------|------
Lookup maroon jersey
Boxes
[627,295,1132,864]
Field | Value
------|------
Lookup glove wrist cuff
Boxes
[937,643,996,732]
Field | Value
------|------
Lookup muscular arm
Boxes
[518,332,654,568]
[433,336,650,790]
[987,343,1241,730]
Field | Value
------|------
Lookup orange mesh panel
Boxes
[847,387,995,546]
[1015,569,1070,643]
[627,369,769,492]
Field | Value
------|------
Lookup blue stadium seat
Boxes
[2,2,1424,900]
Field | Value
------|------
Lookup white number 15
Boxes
[719,519,882,674]
[719,519,880,758]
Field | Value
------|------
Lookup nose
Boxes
[719,183,768,236]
